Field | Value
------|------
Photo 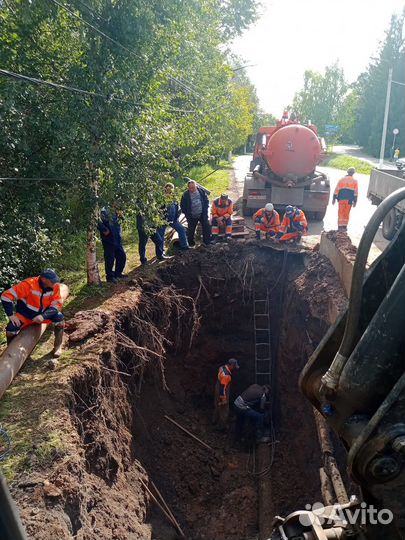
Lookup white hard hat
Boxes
[265,203,274,212]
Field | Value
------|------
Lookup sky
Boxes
[232,0,405,116]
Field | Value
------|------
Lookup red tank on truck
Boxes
[242,116,330,220]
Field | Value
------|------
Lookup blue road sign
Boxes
[325,124,340,133]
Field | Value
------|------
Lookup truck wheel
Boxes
[313,209,327,221]
[242,200,254,217]
[382,208,400,240]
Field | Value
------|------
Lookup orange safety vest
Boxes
[1,277,63,323]
[254,208,280,229]
[279,209,308,234]
[212,197,233,218]
[217,364,232,401]
[333,175,358,204]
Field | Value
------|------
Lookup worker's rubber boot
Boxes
[211,236,218,244]
[52,325,64,358]
[6,334,15,346]
[255,231,261,240]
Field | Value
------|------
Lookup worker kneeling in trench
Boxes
[233,384,271,443]
[1,269,65,357]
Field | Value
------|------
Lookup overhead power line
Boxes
[230,64,258,71]
[48,0,134,55]
[0,68,140,106]
[73,0,106,21]
[47,0,203,100]
[0,68,200,113]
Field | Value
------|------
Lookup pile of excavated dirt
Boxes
[5,241,349,540]
[326,230,358,262]
[295,251,348,323]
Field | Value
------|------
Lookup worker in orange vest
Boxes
[211,193,233,243]
[253,203,280,240]
[213,358,240,430]
[277,205,308,243]
[333,167,358,231]
[1,269,65,356]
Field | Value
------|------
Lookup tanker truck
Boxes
[242,117,330,219]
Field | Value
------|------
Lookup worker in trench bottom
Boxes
[213,358,240,430]
[1,269,65,356]
[233,384,271,443]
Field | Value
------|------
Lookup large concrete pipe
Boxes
[0,284,69,400]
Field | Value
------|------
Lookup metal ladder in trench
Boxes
[253,291,272,386]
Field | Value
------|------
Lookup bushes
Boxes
[0,215,61,287]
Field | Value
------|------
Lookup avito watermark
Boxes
[299,501,393,527]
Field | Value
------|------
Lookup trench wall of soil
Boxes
[10,243,348,540]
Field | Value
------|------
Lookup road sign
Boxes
[325,124,340,133]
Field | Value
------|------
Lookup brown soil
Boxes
[6,242,349,540]
[295,251,348,323]
[326,230,358,262]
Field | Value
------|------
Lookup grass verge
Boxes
[322,154,373,175]
[176,159,232,198]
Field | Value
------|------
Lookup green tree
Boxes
[337,87,360,144]
[355,12,405,156]
[0,0,260,285]
[291,62,347,134]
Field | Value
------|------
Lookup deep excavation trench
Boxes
[15,242,350,540]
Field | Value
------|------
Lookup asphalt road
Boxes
[232,154,388,254]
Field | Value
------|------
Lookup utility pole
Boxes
[379,68,393,168]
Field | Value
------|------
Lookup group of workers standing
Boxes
[97,179,237,283]
[95,165,360,284]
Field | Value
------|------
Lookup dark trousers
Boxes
[137,227,164,263]
[103,243,126,280]
[234,407,264,440]
[6,311,64,336]
[186,214,211,246]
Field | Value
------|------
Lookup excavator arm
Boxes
[274,188,405,540]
